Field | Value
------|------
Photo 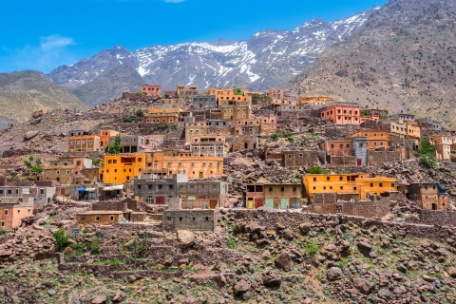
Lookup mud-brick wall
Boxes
[368,151,401,166]
[92,200,139,211]
[341,202,390,218]
[418,210,456,226]
[329,155,356,166]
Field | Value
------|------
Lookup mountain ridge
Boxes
[48,7,380,107]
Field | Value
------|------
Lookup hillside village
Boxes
[1,84,456,303]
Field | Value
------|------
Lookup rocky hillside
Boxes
[291,0,456,128]
[0,71,86,123]
[48,8,379,107]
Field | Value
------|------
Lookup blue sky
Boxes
[0,0,387,73]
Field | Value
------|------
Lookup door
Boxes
[292,201,300,209]
[209,200,217,209]
[247,199,254,209]
[156,196,165,204]
[280,199,289,209]
[265,199,274,208]
[199,172,204,179]
[357,159,362,166]
[255,199,263,209]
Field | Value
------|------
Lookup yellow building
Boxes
[144,150,223,179]
[220,104,252,121]
[99,154,145,184]
[303,174,397,200]
[143,108,183,124]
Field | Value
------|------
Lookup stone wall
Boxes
[418,210,456,226]
[308,200,392,219]
[368,151,401,166]
[228,210,456,242]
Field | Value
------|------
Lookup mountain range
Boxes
[47,8,379,107]
[292,0,456,128]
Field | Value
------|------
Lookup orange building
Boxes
[143,108,183,124]
[99,154,145,184]
[144,150,223,179]
[347,131,391,150]
[360,114,380,123]
[208,88,252,106]
[99,129,119,149]
[320,103,360,125]
[303,173,397,200]
[406,121,421,139]
[0,200,34,230]
[141,84,161,96]
[67,130,100,152]
[433,135,454,160]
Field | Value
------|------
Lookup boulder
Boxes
[112,290,126,303]
[353,278,374,294]
[275,252,293,272]
[447,267,456,278]
[378,288,394,300]
[24,130,39,141]
[233,279,251,298]
[326,267,343,281]
[177,230,195,248]
[91,294,107,304]
[263,272,282,288]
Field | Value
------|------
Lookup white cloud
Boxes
[0,35,78,73]
[40,35,75,51]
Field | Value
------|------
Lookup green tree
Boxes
[24,155,43,174]
[417,138,436,168]
[52,229,70,252]
[233,88,244,96]
[135,109,144,117]
[107,134,122,154]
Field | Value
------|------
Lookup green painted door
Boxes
[265,199,274,208]
[280,199,289,209]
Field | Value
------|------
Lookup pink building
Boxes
[320,103,360,125]
[141,85,161,96]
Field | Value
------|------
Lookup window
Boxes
[17,210,20,214]
[96,216,100,221]
[4,210,9,216]
[370,183,374,187]
[330,186,333,190]
[0,222,4,227]
[379,183,383,187]
[313,178,317,182]
[269,187,273,192]
[313,187,316,190]
[392,183,395,187]
[340,186,343,190]
[109,215,114,221]
[326,177,330,181]
[339,177,343,181]
[167,217,172,221]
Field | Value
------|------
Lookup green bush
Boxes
[308,166,323,174]
[227,236,237,249]
[52,229,70,251]
[90,241,101,255]
[159,123,170,130]
[68,243,82,250]
[135,109,144,117]
[122,116,135,123]
[0,230,8,236]
[270,133,279,140]
[303,241,321,256]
